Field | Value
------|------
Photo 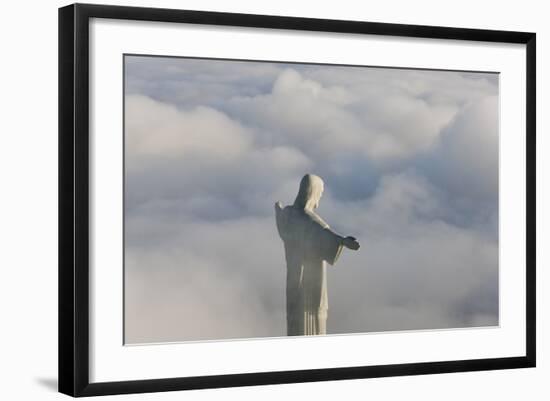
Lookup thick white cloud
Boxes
[126,95,252,162]
[125,56,282,107]
[125,94,312,218]
[125,216,285,343]
[319,172,498,332]
[125,171,497,342]
[123,56,499,343]
[223,67,497,163]
[225,69,366,161]
[427,95,499,200]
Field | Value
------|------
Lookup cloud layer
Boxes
[124,56,499,343]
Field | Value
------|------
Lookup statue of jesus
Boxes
[275,174,360,336]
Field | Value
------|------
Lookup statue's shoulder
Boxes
[304,210,330,229]
[279,206,329,229]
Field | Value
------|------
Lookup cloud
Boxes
[126,94,253,162]
[425,95,499,200]
[319,172,498,333]
[123,56,499,343]
[125,56,281,109]
[125,216,286,343]
[225,66,497,162]
[418,95,499,232]
[125,94,312,220]
[125,171,498,342]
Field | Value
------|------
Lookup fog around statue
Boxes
[275,174,360,336]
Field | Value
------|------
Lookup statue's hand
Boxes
[343,236,360,250]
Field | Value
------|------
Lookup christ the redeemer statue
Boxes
[275,174,360,336]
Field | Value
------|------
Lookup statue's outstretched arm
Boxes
[342,236,360,250]
[325,226,360,251]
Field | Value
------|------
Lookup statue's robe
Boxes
[275,204,344,335]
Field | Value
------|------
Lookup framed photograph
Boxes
[58,3,536,397]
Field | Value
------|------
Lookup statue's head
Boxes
[294,174,324,210]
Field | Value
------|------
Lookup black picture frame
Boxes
[58,3,536,397]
